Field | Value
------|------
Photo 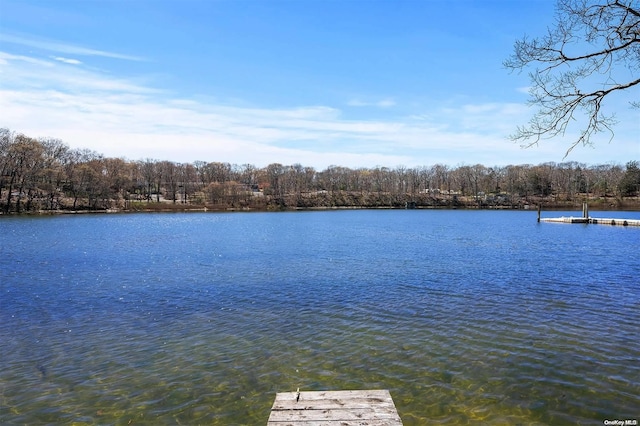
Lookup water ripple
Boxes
[1,210,639,424]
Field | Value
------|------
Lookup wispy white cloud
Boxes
[0,52,156,94]
[347,98,396,108]
[0,33,144,61]
[51,56,82,65]
[1,50,635,168]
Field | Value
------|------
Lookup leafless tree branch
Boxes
[505,0,639,157]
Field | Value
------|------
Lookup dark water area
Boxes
[1,210,639,425]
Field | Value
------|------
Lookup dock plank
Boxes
[267,390,403,425]
[268,408,402,422]
[274,399,398,411]
[268,422,401,426]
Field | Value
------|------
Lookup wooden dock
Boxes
[267,389,403,425]
[539,216,640,226]
[537,203,640,226]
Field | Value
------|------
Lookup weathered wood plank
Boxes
[267,421,402,426]
[275,390,392,401]
[268,407,401,422]
[267,389,403,425]
[274,397,397,411]
[273,401,398,412]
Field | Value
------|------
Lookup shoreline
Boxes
[3,202,640,216]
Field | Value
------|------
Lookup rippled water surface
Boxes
[1,210,639,425]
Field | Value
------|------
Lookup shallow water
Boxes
[1,210,639,425]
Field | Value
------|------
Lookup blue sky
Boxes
[1,0,638,168]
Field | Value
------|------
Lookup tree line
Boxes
[1,128,639,214]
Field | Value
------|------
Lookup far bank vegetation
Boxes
[1,128,639,214]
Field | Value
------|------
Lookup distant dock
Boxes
[540,216,640,226]
[267,389,403,425]
[538,203,640,226]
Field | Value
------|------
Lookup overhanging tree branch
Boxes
[505,0,639,157]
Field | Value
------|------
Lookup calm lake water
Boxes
[1,210,639,425]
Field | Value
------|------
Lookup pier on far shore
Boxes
[537,203,640,226]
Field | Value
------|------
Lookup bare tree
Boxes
[160,161,179,203]
[40,138,69,210]
[2,134,44,213]
[139,159,158,202]
[505,0,639,155]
